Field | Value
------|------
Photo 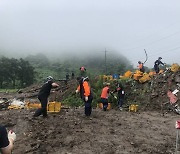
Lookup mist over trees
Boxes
[0,51,134,88]
[25,51,133,79]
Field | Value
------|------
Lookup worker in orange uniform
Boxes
[76,76,93,116]
[100,82,110,111]
[138,61,145,73]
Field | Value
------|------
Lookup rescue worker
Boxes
[71,71,75,79]
[113,82,125,111]
[65,73,69,85]
[66,73,69,80]
[33,76,59,118]
[154,57,164,74]
[79,66,87,77]
[76,76,93,116]
[138,61,145,73]
[100,82,110,111]
[0,125,16,154]
[80,66,86,72]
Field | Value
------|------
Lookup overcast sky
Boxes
[0,0,180,67]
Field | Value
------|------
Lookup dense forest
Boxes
[0,57,35,88]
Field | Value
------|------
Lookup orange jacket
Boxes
[77,81,90,97]
[101,86,109,99]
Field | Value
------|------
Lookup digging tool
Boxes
[175,120,180,154]
[110,91,117,99]
[143,49,148,64]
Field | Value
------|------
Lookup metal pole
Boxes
[105,48,107,75]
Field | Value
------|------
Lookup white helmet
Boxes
[46,76,53,81]
[83,76,89,82]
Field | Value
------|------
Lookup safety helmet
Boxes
[83,76,89,82]
[46,76,53,81]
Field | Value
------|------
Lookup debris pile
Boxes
[0,64,180,115]
[127,65,180,114]
[0,98,9,110]
[0,79,77,110]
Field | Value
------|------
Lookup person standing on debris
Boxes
[65,73,69,85]
[138,61,145,73]
[80,66,86,72]
[112,82,125,111]
[154,57,164,74]
[0,125,16,154]
[33,76,59,118]
[79,66,87,77]
[76,76,93,116]
[71,71,75,79]
[100,82,110,111]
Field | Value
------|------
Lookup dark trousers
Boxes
[84,96,93,116]
[34,96,48,117]
[154,65,159,74]
[140,68,145,73]
[118,98,124,108]
[101,98,108,111]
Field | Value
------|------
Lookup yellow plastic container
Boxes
[26,102,41,109]
[139,74,151,83]
[149,71,156,77]
[171,63,180,72]
[124,71,133,78]
[107,103,111,110]
[159,70,164,74]
[25,101,61,113]
[8,105,24,110]
[129,104,138,112]
[47,102,61,113]
[133,74,142,80]
[98,103,111,110]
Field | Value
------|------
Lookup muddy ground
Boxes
[1,70,180,154]
[1,107,179,154]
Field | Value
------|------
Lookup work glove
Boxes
[175,120,180,129]
[85,96,88,101]
[75,90,79,93]
[8,130,16,142]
